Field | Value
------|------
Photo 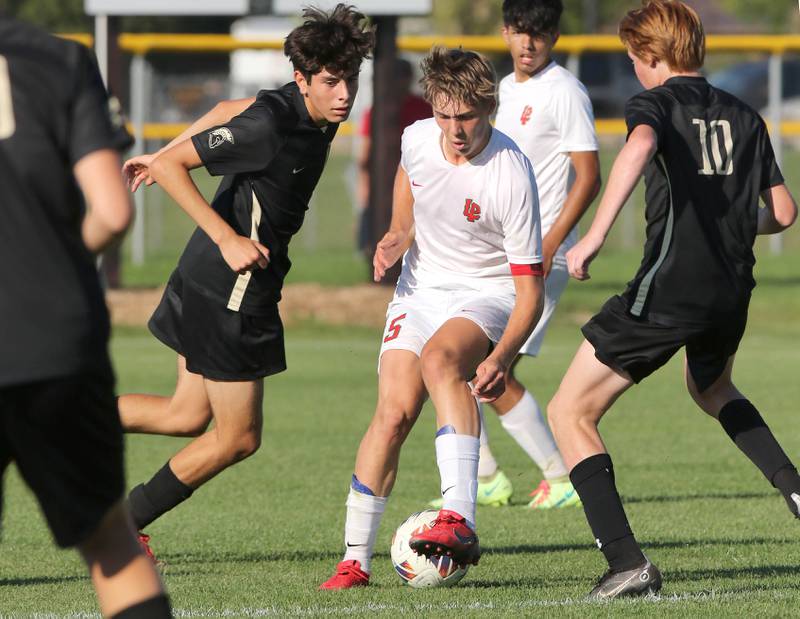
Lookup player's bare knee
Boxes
[374,402,416,442]
[419,346,460,386]
[220,430,261,465]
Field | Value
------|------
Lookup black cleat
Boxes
[588,559,662,599]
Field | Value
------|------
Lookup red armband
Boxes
[510,263,544,277]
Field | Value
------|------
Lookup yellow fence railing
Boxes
[63,33,800,138]
[63,32,800,54]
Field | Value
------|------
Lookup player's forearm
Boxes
[388,166,415,237]
[757,184,798,235]
[82,213,130,254]
[491,277,544,367]
[585,137,652,244]
[74,149,134,253]
[150,157,235,245]
[544,163,601,252]
[158,98,256,154]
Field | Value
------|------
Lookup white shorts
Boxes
[378,286,516,364]
[518,261,570,357]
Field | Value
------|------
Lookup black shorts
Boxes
[149,270,286,381]
[0,373,124,548]
[582,295,747,393]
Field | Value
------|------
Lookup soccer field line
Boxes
[159,589,794,617]
[6,589,797,619]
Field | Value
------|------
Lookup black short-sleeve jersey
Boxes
[0,18,132,388]
[179,82,337,314]
[621,76,783,325]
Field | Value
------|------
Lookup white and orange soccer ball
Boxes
[390,510,469,588]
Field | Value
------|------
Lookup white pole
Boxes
[94,14,109,87]
[566,52,579,77]
[130,53,148,265]
[768,52,783,254]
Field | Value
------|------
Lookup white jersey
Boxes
[398,118,542,293]
[495,62,598,258]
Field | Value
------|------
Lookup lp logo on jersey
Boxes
[520,105,533,126]
[208,127,234,149]
[463,198,481,223]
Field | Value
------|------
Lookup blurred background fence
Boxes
[65,32,800,287]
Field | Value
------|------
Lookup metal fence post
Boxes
[768,51,783,254]
[566,52,580,78]
[130,51,149,266]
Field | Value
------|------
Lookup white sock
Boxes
[435,433,480,529]
[499,390,568,480]
[342,485,387,573]
[477,403,499,479]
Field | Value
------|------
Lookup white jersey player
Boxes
[321,47,545,590]
[441,0,601,512]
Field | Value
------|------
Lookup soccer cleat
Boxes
[527,478,582,509]
[429,470,513,509]
[787,492,800,518]
[319,560,370,590]
[588,559,662,599]
[137,532,165,571]
[409,509,481,566]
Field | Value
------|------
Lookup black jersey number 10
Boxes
[692,118,733,176]
[0,55,16,140]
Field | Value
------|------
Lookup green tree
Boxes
[431,0,637,36]
[0,0,234,33]
[722,0,799,33]
[0,0,90,31]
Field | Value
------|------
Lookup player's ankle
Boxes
[602,536,647,573]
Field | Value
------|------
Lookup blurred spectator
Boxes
[356,58,431,257]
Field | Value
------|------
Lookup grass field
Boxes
[2,252,800,617]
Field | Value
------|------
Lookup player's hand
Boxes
[471,357,508,403]
[219,233,270,274]
[373,230,407,282]
[122,153,158,192]
[566,233,603,281]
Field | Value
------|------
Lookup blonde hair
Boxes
[420,47,496,113]
[619,0,705,72]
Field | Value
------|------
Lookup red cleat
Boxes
[319,560,370,590]
[137,532,165,571]
[408,509,481,566]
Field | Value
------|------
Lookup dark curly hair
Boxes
[284,4,375,80]
[502,0,562,36]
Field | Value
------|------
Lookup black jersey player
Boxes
[547,0,799,599]
[0,16,171,618]
[118,4,373,560]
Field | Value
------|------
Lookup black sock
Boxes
[129,462,194,530]
[111,594,171,619]
[717,399,799,514]
[570,453,646,572]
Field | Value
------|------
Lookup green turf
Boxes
[2,252,800,616]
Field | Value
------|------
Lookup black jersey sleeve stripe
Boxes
[630,154,675,318]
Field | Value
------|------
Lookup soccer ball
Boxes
[390,509,469,588]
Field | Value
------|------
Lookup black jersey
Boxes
[621,76,783,325]
[180,82,337,315]
[0,19,132,388]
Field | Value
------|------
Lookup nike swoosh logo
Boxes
[453,530,476,545]
[481,479,502,497]
[292,167,306,174]
[411,180,423,187]
[346,542,364,548]
[442,485,456,495]
[553,490,576,507]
